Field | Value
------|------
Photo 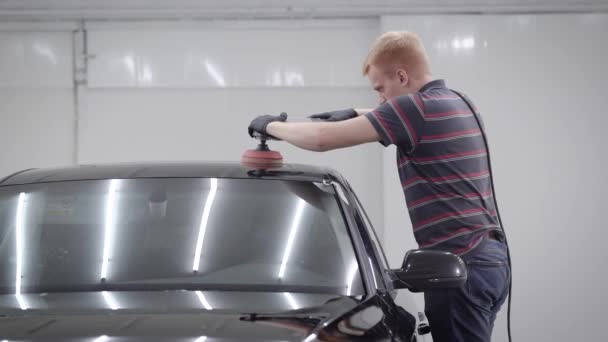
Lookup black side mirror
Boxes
[387,249,467,292]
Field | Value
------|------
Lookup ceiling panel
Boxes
[0,0,606,21]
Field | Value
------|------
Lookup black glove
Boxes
[308,108,357,122]
[248,112,288,138]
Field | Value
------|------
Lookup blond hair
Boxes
[363,31,431,78]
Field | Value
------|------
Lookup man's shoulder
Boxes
[389,93,427,115]
[418,88,471,113]
[419,87,458,100]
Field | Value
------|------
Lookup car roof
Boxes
[0,162,346,186]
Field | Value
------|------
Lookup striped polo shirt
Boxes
[365,79,500,256]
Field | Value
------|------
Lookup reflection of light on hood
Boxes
[283,292,298,310]
[94,335,110,342]
[193,178,218,271]
[195,291,213,310]
[204,60,226,87]
[302,334,317,342]
[16,294,28,310]
[194,337,207,342]
[278,198,306,279]
[102,291,119,310]
[338,306,384,336]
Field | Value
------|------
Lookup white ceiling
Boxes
[0,0,606,21]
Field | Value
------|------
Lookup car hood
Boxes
[0,291,389,341]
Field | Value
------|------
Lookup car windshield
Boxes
[0,178,364,296]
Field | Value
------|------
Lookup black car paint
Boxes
[0,162,420,341]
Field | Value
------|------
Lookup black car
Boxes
[0,162,466,342]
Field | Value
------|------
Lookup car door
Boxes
[341,180,429,342]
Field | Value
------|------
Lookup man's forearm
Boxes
[266,122,327,152]
[265,115,380,152]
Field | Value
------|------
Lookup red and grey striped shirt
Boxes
[365,79,500,256]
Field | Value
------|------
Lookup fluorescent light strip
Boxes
[283,292,298,310]
[193,178,218,271]
[94,335,109,342]
[101,180,120,280]
[195,291,212,310]
[346,261,359,295]
[278,199,306,279]
[15,193,26,296]
[194,337,208,342]
[102,291,119,310]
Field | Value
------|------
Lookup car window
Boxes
[347,185,390,271]
[0,178,364,296]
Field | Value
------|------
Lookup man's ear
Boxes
[396,69,409,86]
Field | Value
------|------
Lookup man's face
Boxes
[367,65,408,104]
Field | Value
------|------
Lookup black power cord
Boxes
[451,90,513,342]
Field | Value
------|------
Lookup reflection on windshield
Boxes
[279,198,306,279]
[101,179,121,280]
[0,178,364,297]
[15,192,26,309]
[193,178,218,272]
[346,260,360,296]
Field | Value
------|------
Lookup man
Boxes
[248,31,510,342]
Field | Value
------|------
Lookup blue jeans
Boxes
[424,237,511,342]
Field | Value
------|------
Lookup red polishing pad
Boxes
[241,149,284,169]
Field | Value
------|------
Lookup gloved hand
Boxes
[308,108,357,122]
[248,112,288,138]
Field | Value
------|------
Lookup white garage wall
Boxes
[78,20,386,236]
[84,20,376,88]
[0,30,75,177]
[381,14,608,342]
